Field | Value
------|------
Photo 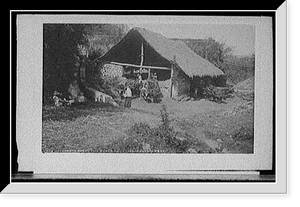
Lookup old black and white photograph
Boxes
[10,8,286,193]
[42,21,255,154]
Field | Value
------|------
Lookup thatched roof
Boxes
[136,28,224,77]
[97,27,224,78]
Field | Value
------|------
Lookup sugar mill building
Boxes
[94,27,224,98]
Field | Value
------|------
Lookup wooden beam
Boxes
[110,61,170,70]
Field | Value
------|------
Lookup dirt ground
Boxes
[131,96,253,153]
[42,96,254,153]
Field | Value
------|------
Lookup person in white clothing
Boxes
[124,85,133,108]
[138,73,143,84]
[77,92,86,103]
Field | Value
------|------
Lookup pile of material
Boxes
[100,63,123,79]
[203,86,234,103]
[85,87,119,107]
[173,94,194,102]
[235,90,254,101]
[234,77,254,91]
[158,79,171,98]
[234,77,254,101]
[223,101,253,116]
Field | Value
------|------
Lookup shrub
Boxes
[110,105,191,153]
[233,126,254,141]
[99,105,201,153]
[159,105,171,129]
[128,122,152,137]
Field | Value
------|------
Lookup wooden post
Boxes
[170,65,174,98]
[140,42,144,74]
[170,55,176,98]
[148,68,151,79]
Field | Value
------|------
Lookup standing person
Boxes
[124,84,133,108]
[153,72,157,80]
[137,73,143,97]
[138,73,143,84]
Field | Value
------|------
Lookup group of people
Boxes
[121,72,158,108]
[136,72,157,82]
[52,91,86,107]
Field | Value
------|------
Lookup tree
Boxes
[42,24,132,102]
[43,24,86,100]
[82,24,129,60]
[78,24,130,91]
[181,37,254,84]
[182,37,233,70]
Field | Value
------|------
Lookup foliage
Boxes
[43,24,129,102]
[178,37,233,69]
[80,24,130,97]
[42,101,117,122]
[222,125,254,153]
[222,54,255,84]
[43,24,86,99]
[159,105,171,129]
[101,105,193,153]
[82,24,129,60]
[232,126,254,141]
[203,85,234,103]
[178,37,255,84]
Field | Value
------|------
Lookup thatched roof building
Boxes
[96,27,223,77]
[95,27,224,98]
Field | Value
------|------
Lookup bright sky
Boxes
[128,23,255,56]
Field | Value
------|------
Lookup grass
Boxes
[42,101,127,153]
[42,101,123,122]
[42,96,254,154]
[185,103,254,153]
[96,105,213,153]
[223,126,254,153]
[97,124,188,153]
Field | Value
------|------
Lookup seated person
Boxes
[77,92,86,103]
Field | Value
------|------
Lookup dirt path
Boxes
[131,97,236,118]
